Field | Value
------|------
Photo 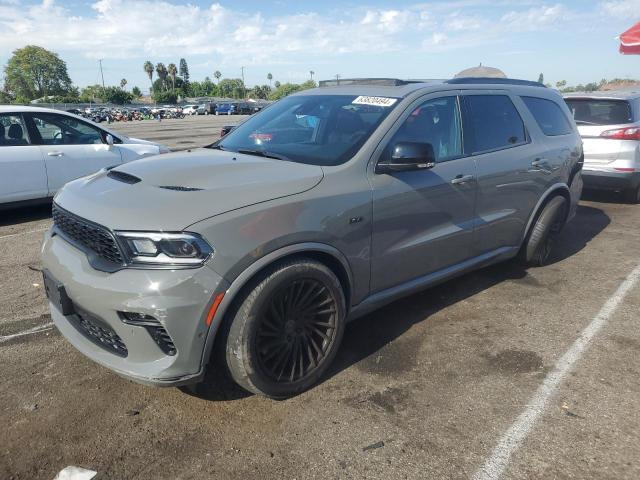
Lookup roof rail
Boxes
[318,78,423,87]
[445,77,546,87]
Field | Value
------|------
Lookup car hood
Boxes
[54,148,324,231]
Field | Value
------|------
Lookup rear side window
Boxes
[464,95,526,153]
[0,114,30,146]
[564,99,633,126]
[522,96,573,136]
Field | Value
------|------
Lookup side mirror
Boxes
[105,134,114,147]
[376,142,436,174]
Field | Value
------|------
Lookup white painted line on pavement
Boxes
[0,227,49,241]
[0,322,54,343]
[473,263,640,480]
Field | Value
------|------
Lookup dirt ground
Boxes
[1,149,639,480]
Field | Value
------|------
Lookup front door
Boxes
[369,94,478,293]
[0,113,48,203]
[26,112,122,194]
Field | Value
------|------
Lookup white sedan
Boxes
[0,106,170,208]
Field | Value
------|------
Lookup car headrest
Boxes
[8,123,23,139]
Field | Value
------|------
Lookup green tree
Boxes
[269,82,302,100]
[274,80,281,89]
[102,86,134,105]
[152,90,178,104]
[555,80,567,90]
[4,45,73,101]
[179,58,190,95]
[218,78,244,98]
[131,86,142,98]
[214,70,222,83]
[155,63,168,91]
[79,84,103,103]
[120,78,127,90]
[167,63,177,91]
[537,73,544,84]
[267,72,273,86]
[143,61,154,93]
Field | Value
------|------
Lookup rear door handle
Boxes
[47,151,64,157]
[531,158,547,167]
[451,174,475,185]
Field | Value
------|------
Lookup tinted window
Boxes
[217,95,397,166]
[564,99,633,126]
[464,95,526,153]
[522,96,573,136]
[31,113,104,145]
[0,114,30,146]
[388,96,462,162]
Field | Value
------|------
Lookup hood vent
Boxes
[158,185,203,192]
[107,170,141,184]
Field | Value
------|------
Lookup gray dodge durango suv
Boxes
[41,78,583,398]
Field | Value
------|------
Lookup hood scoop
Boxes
[158,185,203,192]
[107,170,141,184]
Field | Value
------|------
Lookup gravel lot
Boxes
[1,119,638,479]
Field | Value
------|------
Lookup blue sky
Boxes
[0,0,638,93]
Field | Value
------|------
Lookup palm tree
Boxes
[214,70,222,83]
[167,63,177,91]
[309,71,314,80]
[267,72,273,86]
[274,80,281,89]
[156,63,168,91]
[120,78,127,90]
[143,61,154,93]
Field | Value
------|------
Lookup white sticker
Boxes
[352,96,398,107]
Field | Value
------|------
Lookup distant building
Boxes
[454,64,507,78]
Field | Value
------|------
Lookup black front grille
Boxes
[69,309,128,357]
[52,203,124,265]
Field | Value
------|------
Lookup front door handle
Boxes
[451,174,475,185]
[530,158,553,173]
[47,151,64,157]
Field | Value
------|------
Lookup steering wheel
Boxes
[53,131,63,141]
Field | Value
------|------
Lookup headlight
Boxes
[116,231,213,268]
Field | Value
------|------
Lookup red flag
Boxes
[620,21,640,55]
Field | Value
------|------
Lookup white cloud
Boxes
[500,4,567,31]
[600,0,640,19]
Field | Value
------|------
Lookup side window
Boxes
[0,114,30,146]
[464,95,527,153]
[31,114,104,145]
[388,96,462,162]
[522,96,573,136]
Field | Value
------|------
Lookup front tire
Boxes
[223,259,346,398]
[520,195,567,267]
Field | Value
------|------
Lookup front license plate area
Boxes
[42,269,75,316]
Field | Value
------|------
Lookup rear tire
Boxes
[520,195,567,267]
[222,259,346,399]
[624,184,640,204]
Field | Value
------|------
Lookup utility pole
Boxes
[98,59,106,99]
[240,66,246,99]
[335,74,341,85]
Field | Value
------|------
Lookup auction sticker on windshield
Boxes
[352,96,398,107]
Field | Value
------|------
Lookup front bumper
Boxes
[582,169,640,191]
[41,229,228,386]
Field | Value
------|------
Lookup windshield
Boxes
[214,94,398,166]
[564,99,633,126]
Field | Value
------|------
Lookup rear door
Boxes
[461,92,544,254]
[25,112,122,194]
[0,113,48,204]
[370,93,478,292]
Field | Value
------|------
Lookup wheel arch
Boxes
[199,242,354,372]
[521,183,571,244]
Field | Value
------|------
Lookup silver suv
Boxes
[564,91,640,203]
[41,78,583,398]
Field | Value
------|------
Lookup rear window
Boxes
[522,96,573,136]
[564,99,633,126]
[464,95,527,153]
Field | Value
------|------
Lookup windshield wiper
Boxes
[574,120,599,126]
[208,144,226,150]
[237,149,290,161]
